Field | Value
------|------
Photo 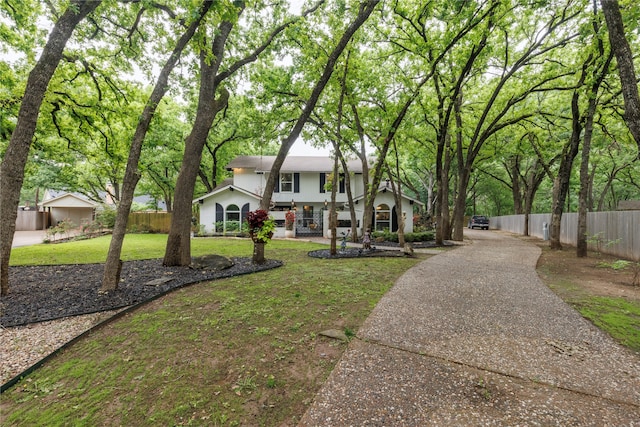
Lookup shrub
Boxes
[371,230,434,243]
[246,209,275,243]
[95,207,117,228]
[225,220,241,232]
[129,223,154,234]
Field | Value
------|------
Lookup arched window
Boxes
[226,204,241,232]
[375,203,391,231]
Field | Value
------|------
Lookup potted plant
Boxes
[285,210,295,238]
[246,209,275,264]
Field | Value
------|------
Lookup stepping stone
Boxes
[144,277,174,286]
[319,329,349,341]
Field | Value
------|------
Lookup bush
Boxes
[128,223,154,234]
[45,219,76,242]
[95,207,117,228]
[372,230,397,242]
[371,230,434,243]
[405,231,435,242]
[225,221,241,232]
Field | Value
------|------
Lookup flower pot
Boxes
[285,229,295,238]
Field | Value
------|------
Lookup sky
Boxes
[289,139,332,156]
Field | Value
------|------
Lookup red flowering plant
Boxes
[285,210,296,230]
[246,209,275,243]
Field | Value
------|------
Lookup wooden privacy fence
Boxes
[15,210,49,231]
[127,212,172,233]
[490,211,640,261]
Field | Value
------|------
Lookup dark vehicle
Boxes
[468,215,489,230]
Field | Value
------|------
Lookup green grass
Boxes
[575,296,640,352]
[2,235,423,426]
[9,234,255,265]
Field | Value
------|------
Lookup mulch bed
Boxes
[309,248,410,258]
[308,240,446,259]
[0,257,282,328]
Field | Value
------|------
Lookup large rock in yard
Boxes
[190,254,234,271]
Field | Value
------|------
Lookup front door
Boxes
[295,208,323,237]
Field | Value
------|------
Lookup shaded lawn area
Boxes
[1,235,425,426]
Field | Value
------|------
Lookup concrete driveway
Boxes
[300,229,640,425]
[11,230,48,248]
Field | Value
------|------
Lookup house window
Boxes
[226,204,241,232]
[280,173,293,192]
[320,173,345,193]
[375,203,391,231]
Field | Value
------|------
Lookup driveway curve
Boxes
[300,230,640,426]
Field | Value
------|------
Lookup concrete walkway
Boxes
[300,230,640,425]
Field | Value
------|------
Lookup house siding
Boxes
[200,191,258,233]
[233,169,264,195]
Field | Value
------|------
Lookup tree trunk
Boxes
[349,101,373,236]
[577,109,595,257]
[100,1,212,291]
[386,140,406,246]
[337,150,359,242]
[387,164,405,247]
[510,156,524,214]
[0,0,101,296]
[601,0,640,156]
[163,13,236,267]
[329,156,339,255]
[334,57,360,242]
[441,134,453,241]
[577,32,613,257]
[252,241,266,264]
[451,169,470,241]
[550,54,590,250]
[163,87,229,266]
[451,92,467,242]
[522,158,546,237]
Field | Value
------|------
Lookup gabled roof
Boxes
[193,179,262,204]
[225,156,371,173]
[41,192,99,208]
[351,184,425,206]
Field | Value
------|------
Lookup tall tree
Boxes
[165,1,325,266]
[600,0,640,156]
[0,0,102,296]
[255,0,380,212]
[577,3,614,257]
[100,0,214,291]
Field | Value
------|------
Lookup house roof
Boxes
[41,192,99,208]
[225,156,371,173]
[351,183,425,206]
[193,179,262,204]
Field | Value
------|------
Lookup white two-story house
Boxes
[193,155,422,238]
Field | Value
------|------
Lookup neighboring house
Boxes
[193,155,423,238]
[16,188,167,231]
[41,191,99,228]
